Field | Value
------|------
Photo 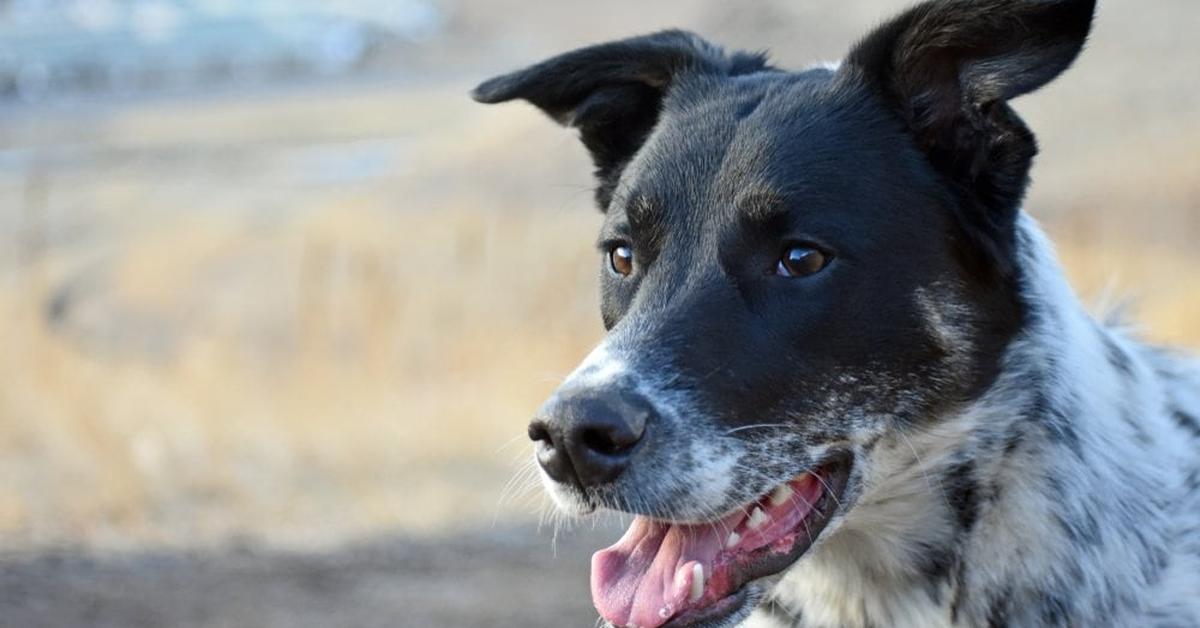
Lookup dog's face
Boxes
[475,1,1095,626]
[567,68,993,515]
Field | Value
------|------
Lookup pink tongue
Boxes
[590,510,743,628]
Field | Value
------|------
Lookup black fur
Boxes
[1173,408,1200,439]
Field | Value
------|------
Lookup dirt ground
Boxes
[0,525,617,628]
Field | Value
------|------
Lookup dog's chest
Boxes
[747,569,954,628]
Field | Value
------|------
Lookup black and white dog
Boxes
[473,1,1200,626]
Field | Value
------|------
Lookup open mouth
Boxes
[590,453,852,628]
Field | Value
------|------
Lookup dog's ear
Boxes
[844,0,1095,277]
[472,30,769,209]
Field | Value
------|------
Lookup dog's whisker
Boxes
[724,423,794,435]
[894,427,954,517]
[494,432,529,454]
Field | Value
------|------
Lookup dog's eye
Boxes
[776,245,829,278]
[608,244,634,277]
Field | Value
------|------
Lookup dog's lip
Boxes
[591,452,853,628]
[659,585,755,628]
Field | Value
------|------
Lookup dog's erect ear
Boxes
[845,0,1095,277]
[472,30,769,209]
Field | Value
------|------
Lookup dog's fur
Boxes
[473,1,1200,626]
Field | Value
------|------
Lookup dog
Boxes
[472,0,1200,626]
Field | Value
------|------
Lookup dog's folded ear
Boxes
[844,0,1096,278]
[472,30,769,209]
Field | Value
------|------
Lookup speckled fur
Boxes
[745,216,1200,628]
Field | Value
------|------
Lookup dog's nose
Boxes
[528,389,651,487]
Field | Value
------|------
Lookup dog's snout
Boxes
[529,388,652,487]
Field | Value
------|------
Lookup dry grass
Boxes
[0,86,606,549]
[0,0,1197,551]
[0,150,604,549]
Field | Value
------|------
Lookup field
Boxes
[0,0,1197,625]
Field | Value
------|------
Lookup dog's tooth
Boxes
[689,564,705,602]
[770,484,793,506]
[748,507,768,529]
[725,531,741,549]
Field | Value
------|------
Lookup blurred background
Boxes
[0,0,1196,626]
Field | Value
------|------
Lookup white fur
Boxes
[565,343,628,390]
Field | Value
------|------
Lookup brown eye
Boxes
[609,245,634,276]
[776,246,829,278]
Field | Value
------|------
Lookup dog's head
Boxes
[475,1,1095,626]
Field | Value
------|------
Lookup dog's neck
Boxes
[761,215,1192,627]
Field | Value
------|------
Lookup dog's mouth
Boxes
[590,452,853,628]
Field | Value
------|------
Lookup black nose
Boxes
[528,389,652,487]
